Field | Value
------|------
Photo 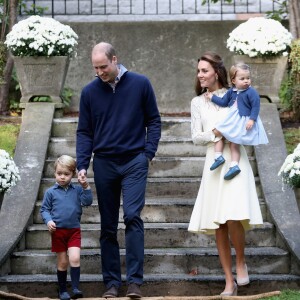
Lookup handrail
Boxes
[0,103,55,273]
[255,103,300,265]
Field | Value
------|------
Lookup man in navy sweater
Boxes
[76,42,161,298]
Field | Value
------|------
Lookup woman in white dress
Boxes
[188,52,263,296]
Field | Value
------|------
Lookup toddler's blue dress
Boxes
[215,99,269,146]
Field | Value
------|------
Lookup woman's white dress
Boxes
[188,88,263,235]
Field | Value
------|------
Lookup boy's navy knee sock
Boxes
[70,266,80,290]
[57,270,68,292]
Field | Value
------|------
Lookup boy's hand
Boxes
[246,119,254,130]
[47,220,56,233]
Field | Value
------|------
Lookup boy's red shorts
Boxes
[51,228,81,252]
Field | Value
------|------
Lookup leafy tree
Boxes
[0,0,18,115]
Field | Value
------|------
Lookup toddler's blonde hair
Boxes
[54,155,76,174]
[229,63,251,84]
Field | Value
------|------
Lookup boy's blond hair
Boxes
[229,63,251,84]
[54,155,76,174]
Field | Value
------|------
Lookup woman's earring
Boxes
[216,75,218,80]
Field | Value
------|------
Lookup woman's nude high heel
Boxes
[220,281,238,296]
[237,264,250,286]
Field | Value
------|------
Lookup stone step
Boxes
[51,117,192,138]
[38,177,263,200]
[47,136,255,158]
[47,136,205,158]
[10,247,289,275]
[25,222,275,250]
[43,156,258,178]
[1,273,300,298]
[34,198,268,224]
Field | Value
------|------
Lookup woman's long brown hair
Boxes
[194,51,229,96]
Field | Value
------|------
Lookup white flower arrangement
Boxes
[5,15,78,57]
[0,149,20,193]
[227,17,293,58]
[278,144,300,188]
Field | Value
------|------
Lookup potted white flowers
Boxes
[4,15,79,103]
[227,17,292,58]
[227,17,293,104]
[0,149,20,209]
[278,144,300,189]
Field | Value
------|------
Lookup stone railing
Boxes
[21,0,281,21]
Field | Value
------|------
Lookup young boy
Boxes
[40,155,93,300]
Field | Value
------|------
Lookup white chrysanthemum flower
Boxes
[0,149,21,193]
[227,17,293,58]
[279,143,300,188]
[5,15,78,57]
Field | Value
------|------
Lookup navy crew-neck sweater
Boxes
[76,70,161,171]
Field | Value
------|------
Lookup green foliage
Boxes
[19,1,48,15]
[266,0,288,21]
[290,39,300,79]
[61,87,73,107]
[260,289,300,299]
[0,123,20,156]
[282,39,300,119]
[30,87,73,106]
[283,128,300,154]
[31,96,51,102]
[279,76,293,110]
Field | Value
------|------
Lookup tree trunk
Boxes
[289,0,300,39]
[0,0,18,115]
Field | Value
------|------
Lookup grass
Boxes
[283,127,300,154]
[0,123,20,157]
[261,289,300,299]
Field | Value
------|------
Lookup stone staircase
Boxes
[1,115,300,298]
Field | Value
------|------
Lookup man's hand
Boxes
[78,169,89,189]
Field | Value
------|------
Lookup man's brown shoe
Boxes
[102,285,119,298]
[126,283,142,298]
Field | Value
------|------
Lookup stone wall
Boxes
[65,21,241,113]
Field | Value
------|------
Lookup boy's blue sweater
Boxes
[76,70,161,171]
[40,183,93,228]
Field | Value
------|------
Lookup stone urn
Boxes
[13,56,70,103]
[232,55,288,104]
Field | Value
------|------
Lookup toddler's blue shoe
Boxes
[71,288,83,299]
[210,155,225,171]
[59,291,70,300]
[224,165,241,180]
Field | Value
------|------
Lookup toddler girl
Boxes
[206,63,268,180]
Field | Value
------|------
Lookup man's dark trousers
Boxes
[93,152,149,289]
